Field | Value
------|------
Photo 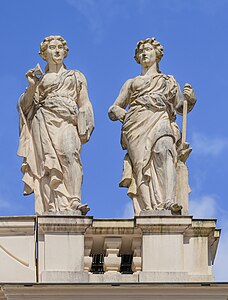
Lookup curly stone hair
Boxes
[39,35,69,61]
[134,38,164,66]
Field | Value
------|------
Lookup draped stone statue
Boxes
[108,38,196,216]
[18,36,94,215]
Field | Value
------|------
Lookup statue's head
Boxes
[134,38,163,70]
[39,35,69,62]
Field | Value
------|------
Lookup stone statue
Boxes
[108,38,196,216]
[17,36,94,215]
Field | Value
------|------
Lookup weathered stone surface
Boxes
[136,216,220,282]
[0,217,36,282]
[0,215,220,283]
[89,273,138,283]
[41,271,89,283]
[103,238,122,272]
[38,216,93,283]
[108,37,196,216]
[18,35,94,215]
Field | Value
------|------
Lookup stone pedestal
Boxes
[0,216,36,282]
[136,216,220,282]
[38,216,93,282]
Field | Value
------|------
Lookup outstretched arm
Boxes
[108,79,132,123]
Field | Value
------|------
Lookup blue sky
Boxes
[0,0,228,280]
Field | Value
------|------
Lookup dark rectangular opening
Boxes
[90,254,104,274]
[120,254,133,274]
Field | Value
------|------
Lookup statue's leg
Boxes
[153,136,176,208]
[132,158,152,211]
[34,177,50,214]
[138,180,152,210]
[132,196,141,216]
[39,173,57,212]
[57,123,83,209]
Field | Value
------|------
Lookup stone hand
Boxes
[183,83,196,105]
[108,105,127,123]
[25,68,40,87]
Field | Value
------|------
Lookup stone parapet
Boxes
[0,215,220,284]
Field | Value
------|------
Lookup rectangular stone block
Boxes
[137,216,220,282]
[41,271,89,283]
[142,234,184,272]
[38,216,92,283]
[0,217,36,282]
[139,271,189,282]
[89,272,138,283]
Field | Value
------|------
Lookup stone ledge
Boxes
[38,216,93,233]
[2,283,228,299]
[41,271,89,283]
[0,216,35,235]
[139,272,214,283]
[89,272,138,283]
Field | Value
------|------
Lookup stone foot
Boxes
[170,203,182,213]
[77,204,90,215]
[71,200,90,215]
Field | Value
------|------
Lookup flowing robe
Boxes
[118,74,183,213]
[18,70,94,214]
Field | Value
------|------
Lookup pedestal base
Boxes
[139,272,214,282]
[0,217,36,282]
[41,271,89,283]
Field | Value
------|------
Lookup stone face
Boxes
[17,35,94,215]
[108,37,196,216]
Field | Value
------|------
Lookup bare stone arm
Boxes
[108,79,132,123]
[77,72,94,144]
[176,83,196,115]
[18,68,40,115]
